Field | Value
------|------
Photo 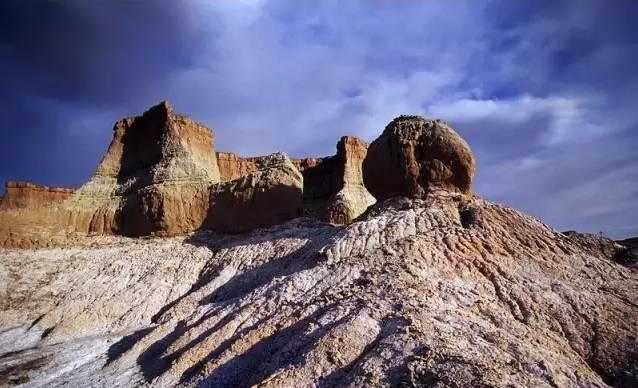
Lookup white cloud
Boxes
[428,95,606,146]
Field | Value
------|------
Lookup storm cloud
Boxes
[1,0,636,238]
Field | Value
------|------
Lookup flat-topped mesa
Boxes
[363,115,476,200]
[0,181,75,210]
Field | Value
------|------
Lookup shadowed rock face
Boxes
[205,153,303,233]
[363,116,476,200]
[0,181,75,210]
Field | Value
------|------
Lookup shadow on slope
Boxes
[106,219,341,383]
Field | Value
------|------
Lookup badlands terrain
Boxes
[0,103,636,387]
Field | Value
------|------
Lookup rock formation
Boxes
[205,153,303,233]
[216,136,375,224]
[363,115,476,200]
[1,105,637,387]
[0,181,75,210]
[74,100,221,236]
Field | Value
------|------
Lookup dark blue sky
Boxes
[1,1,636,238]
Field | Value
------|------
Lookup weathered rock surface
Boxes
[205,153,303,233]
[75,100,221,236]
[2,106,636,386]
[0,181,75,210]
[363,115,476,200]
[563,231,638,270]
[1,193,637,387]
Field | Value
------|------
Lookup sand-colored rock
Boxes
[1,106,637,386]
[74,100,221,236]
[363,116,476,200]
[205,153,303,233]
[215,137,374,224]
[0,181,75,210]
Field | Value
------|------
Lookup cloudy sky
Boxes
[1,1,636,238]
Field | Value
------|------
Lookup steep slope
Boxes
[1,192,637,387]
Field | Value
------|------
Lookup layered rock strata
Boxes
[73,100,221,236]
[1,104,637,387]
[363,115,476,200]
[0,101,225,245]
[216,152,263,181]
[0,181,75,210]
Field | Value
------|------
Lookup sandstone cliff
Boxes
[216,152,263,181]
[299,136,376,224]
[0,102,223,246]
[206,153,303,233]
[0,181,75,210]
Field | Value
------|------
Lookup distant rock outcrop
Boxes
[0,106,481,248]
[216,152,263,182]
[0,181,75,210]
[363,116,476,200]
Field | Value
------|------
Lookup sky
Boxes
[0,1,636,238]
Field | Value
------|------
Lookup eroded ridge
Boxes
[1,194,637,387]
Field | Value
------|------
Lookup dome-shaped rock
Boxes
[363,115,476,200]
